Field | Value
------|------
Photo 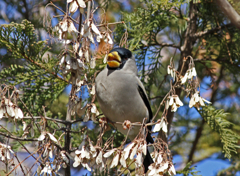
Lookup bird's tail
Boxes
[143,132,154,173]
[143,148,153,173]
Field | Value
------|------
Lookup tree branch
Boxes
[216,0,240,29]
[156,42,180,49]
[18,141,43,166]
[22,0,29,20]
[194,58,240,69]
[150,42,180,49]
[6,147,43,176]
[187,118,205,162]
[0,131,38,141]
[22,116,71,124]
[191,23,232,38]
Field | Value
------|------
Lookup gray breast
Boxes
[95,69,148,124]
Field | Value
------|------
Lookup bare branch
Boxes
[216,0,240,29]
[96,21,124,27]
[18,141,43,166]
[194,58,240,69]
[191,23,232,38]
[6,147,43,176]
[13,153,26,175]
[157,42,180,48]
[0,131,38,142]
[187,118,205,162]
[151,42,180,49]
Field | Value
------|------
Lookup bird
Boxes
[95,47,153,173]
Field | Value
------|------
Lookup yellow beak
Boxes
[107,51,121,68]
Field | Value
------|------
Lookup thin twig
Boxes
[19,98,41,131]
[13,153,26,175]
[6,147,43,176]
[191,23,232,38]
[46,2,66,15]
[0,131,38,141]
[18,141,43,166]
[96,21,124,27]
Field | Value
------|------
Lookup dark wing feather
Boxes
[137,85,154,144]
[138,85,154,172]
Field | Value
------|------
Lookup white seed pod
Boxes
[162,120,168,133]
[96,35,101,43]
[191,67,197,77]
[152,120,162,133]
[110,153,119,168]
[88,32,95,43]
[167,66,171,74]
[85,49,89,62]
[187,69,192,79]
[168,96,174,106]
[171,103,178,112]
[104,33,113,44]
[130,144,138,159]
[69,1,78,13]
[15,108,23,119]
[38,132,46,141]
[181,73,188,84]
[22,121,27,131]
[59,55,65,66]
[59,20,68,32]
[135,152,143,167]
[199,97,205,106]
[6,105,15,117]
[194,92,200,102]
[120,151,126,167]
[96,150,103,165]
[68,20,79,33]
[124,142,135,159]
[175,95,183,107]
[90,57,96,69]
[103,54,108,64]
[103,149,116,158]
[47,133,58,143]
[90,84,95,95]
[0,108,5,119]
[168,164,176,175]
[73,42,79,53]
[91,104,97,114]
[77,0,86,8]
[91,22,102,39]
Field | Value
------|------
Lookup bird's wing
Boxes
[136,77,152,121]
[136,77,154,144]
[137,85,152,121]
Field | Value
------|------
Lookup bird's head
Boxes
[106,48,134,70]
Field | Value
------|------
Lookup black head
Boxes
[107,48,133,70]
[109,48,132,59]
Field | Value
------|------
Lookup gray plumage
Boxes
[95,48,153,173]
[95,48,151,140]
